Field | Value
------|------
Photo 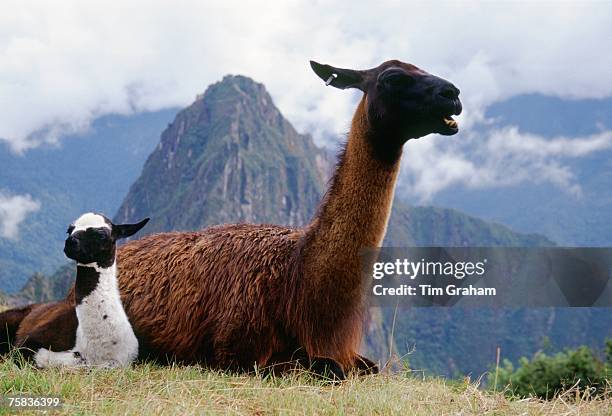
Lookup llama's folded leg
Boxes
[34,349,85,368]
[261,348,310,377]
[308,356,345,381]
[353,354,379,375]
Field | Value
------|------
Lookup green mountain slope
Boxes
[365,203,566,377]
[384,204,551,247]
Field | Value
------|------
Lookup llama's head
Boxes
[310,59,462,146]
[64,212,149,268]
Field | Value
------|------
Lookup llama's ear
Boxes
[310,61,367,91]
[113,218,150,240]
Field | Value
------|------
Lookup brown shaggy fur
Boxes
[113,224,304,368]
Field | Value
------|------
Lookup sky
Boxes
[1,0,612,236]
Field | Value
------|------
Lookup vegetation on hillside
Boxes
[490,339,611,399]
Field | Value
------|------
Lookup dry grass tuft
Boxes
[0,355,609,415]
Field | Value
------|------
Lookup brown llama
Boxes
[1,59,461,379]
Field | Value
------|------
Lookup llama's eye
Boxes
[96,230,110,242]
[385,74,414,89]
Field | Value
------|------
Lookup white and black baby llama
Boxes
[34,212,149,368]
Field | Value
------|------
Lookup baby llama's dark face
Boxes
[64,213,116,268]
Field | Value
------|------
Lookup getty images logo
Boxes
[372,258,487,280]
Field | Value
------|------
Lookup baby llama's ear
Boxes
[112,218,150,240]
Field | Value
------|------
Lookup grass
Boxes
[0,355,610,415]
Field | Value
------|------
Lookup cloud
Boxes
[1,1,611,152]
[399,128,612,201]
[0,192,41,239]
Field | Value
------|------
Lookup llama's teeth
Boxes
[443,117,457,128]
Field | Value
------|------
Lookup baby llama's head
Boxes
[64,212,149,268]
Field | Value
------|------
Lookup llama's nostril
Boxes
[439,86,458,100]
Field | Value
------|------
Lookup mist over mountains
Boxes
[431,94,612,246]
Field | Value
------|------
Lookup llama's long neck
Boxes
[296,96,401,359]
[73,259,138,366]
[75,262,118,305]
[304,96,401,277]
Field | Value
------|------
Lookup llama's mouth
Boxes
[431,97,461,135]
[436,115,459,135]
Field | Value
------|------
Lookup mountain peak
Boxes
[174,74,286,150]
[196,75,269,103]
[115,76,332,232]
